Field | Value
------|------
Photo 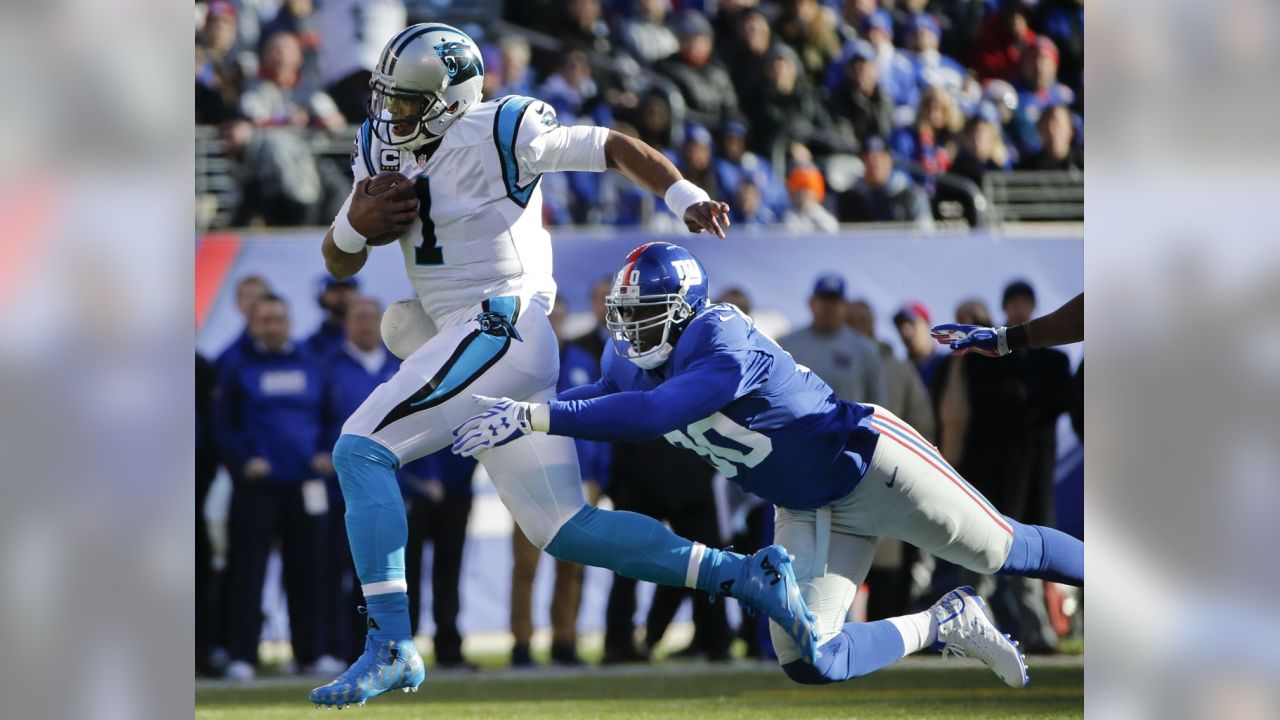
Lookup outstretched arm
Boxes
[517,109,731,237]
[543,367,741,441]
[603,132,732,238]
[1025,292,1084,348]
[931,292,1084,356]
[450,357,756,456]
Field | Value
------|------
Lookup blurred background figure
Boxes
[782,165,839,233]
[837,137,934,228]
[603,440,730,664]
[259,0,322,90]
[214,294,332,681]
[571,276,615,361]
[1021,104,1082,171]
[511,299,608,668]
[617,0,679,65]
[830,40,894,148]
[306,276,358,358]
[316,0,408,123]
[950,108,1013,189]
[196,0,251,125]
[893,301,947,390]
[774,0,841,83]
[196,353,225,678]
[656,10,739,127]
[488,36,536,99]
[217,275,270,372]
[780,274,885,405]
[846,298,935,441]
[240,31,345,131]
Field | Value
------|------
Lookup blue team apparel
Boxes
[214,342,328,483]
[550,304,882,510]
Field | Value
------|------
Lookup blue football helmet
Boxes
[605,242,710,369]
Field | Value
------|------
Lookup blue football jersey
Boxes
[551,303,882,509]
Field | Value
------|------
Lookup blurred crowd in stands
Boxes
[195,0,1083,228]
[196,270,1083,679]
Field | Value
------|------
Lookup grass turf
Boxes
[196,658,1083,719]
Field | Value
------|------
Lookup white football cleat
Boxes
[931,586,1028,688]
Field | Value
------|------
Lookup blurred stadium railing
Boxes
[195,125,1081,232]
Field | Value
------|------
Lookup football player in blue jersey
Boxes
[453,242,1085,687]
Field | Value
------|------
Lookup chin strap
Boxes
[628,342,673,370]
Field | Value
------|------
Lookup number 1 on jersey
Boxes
[414,177,443,266]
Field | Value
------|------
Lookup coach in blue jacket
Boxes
[215,293,332,680]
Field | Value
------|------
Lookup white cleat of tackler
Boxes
[931,586,1029,688]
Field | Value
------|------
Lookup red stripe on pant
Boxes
[873,427,1013,536]
[871,409,937,452]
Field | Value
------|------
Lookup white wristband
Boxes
[994,326,1010,356]
[664,179,711,219]
[528,403,550,433]
[332,210,367,254]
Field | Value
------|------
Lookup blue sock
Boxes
[333,434,412,640]
[998,516,1084,586]
[544,505,747,591]
[693,543,748,596]
[782,621,907,685]
[363,592,412,641]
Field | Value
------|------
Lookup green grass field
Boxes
[196,656,1083,719]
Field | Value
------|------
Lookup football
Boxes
[364,171,416,246]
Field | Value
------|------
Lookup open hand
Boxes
[450,395,534,457]
[684,200,732,238]
[930,323,1008,357]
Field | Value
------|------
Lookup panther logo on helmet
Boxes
[367,24,486,150]
[434,41,481,84]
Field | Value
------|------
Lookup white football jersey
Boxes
[346,96,609,326]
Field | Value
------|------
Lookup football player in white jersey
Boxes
[309,24,819,708]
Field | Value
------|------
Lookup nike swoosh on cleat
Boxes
[885,466,898,488]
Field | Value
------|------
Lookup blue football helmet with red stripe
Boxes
[606,242,709,369]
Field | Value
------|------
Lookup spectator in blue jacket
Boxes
[215,293,332,681]
[903,13,968,97]
[729,175,781,227]
[511,298,610,668]
[215,274,270,372]
[1011,36,1076,156]
[713,119,788,217]
[861,9,920,118]
[484,36,536,100]
[305,275,357,359]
